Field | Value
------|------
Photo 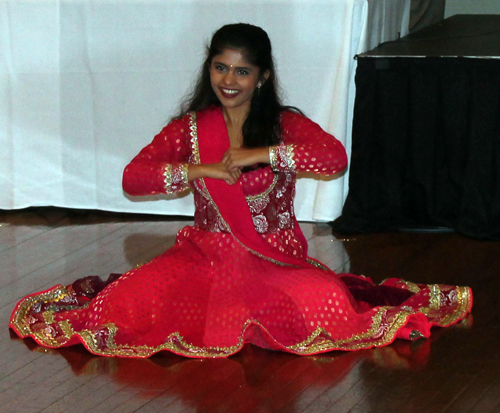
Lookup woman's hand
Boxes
[188,163,241,185]
[222,147,270,171]
[188,147,272,185]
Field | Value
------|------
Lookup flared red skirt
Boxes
[9,226,472,358]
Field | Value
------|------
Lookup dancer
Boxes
[10,23,472,358]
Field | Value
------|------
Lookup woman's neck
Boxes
[222,106,249,147]
[222,105,248,127]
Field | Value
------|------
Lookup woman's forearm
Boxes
[188,163,241,185]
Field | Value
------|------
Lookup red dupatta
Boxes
[195,106,311,268]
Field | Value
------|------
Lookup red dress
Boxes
[9,107,472,358]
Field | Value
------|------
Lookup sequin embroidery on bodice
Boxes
[193,166,295,235]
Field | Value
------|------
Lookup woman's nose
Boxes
[223,71,235,84]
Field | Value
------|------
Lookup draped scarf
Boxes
[195,106,311,268]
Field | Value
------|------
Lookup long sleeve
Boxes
[122,115,193,196]
[270,111,348,175]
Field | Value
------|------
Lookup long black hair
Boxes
[176,23,301,148]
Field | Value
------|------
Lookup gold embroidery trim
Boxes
[286,144,297,172]
[269,146,278,170]
[429,286,471,327]
[11,283,472,358]
[163,164,173,193]
[286,307,411,353]
[306,258,330,272]
[245,173,279,202]
[428,284,441,310]
[188,112,200,164]
[399,280,421,294]
[188,112,211,200]
[60,320,75,339]
[10,286,67,335]
[43,311,55,324]
[180,163,189,186]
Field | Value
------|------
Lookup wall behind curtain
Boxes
[446,0,500,17]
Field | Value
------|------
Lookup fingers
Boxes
[232,168,241,181]
[214,154,244,185]
[224,168,241,185]
[222,151,238,171]
[222,148,251,171]
[224,167,241,185]
[222,147,267,171]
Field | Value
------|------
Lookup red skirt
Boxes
[9,226,472,358]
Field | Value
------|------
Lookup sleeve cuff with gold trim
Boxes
[164,164,189,194]
[269,143,296,172]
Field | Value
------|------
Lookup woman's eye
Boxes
[215,65,225,72]
[237,70,249,75]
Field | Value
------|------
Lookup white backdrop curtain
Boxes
[0,0,410,221]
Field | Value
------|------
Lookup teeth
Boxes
[222,89,238,94]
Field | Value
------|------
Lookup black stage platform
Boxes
[333,15,500,240]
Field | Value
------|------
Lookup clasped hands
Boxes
[220,147,271,185]
[189,147,271,185]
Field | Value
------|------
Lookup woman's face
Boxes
[210,48,264,113]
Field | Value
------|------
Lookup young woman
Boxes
[10,24,472,358]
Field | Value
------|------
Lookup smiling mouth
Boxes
[220,88,240,98]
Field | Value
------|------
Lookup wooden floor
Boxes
[1,208,499,413]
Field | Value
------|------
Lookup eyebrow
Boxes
[212,61,254,71]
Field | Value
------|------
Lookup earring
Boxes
[256,82,262,97]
